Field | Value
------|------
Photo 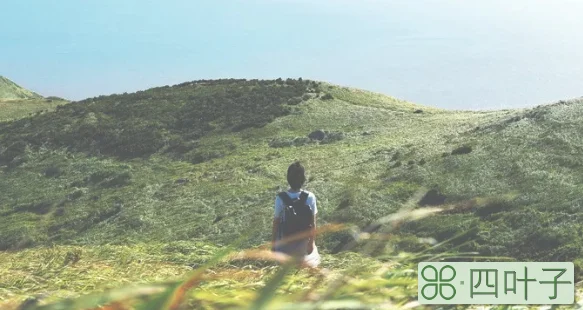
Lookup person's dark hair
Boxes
[287,161,306,190]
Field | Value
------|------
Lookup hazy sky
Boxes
[2,0,582,109]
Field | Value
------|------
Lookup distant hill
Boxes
[0,76,43,101]
[0,76,68,122]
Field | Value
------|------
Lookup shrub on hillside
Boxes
[0,233,34,251]
[46,96,67,101]
[44,166,61,178]
[67,189,84,200]
[418,189,447,206]
[15,201,53,215]
[451,145,473,155]
[321,93,334,100]
[474,196,513,218]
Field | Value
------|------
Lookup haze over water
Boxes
[1,0,582,110]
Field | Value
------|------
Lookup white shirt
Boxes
[274,189,318,219]
[273,189,320,266]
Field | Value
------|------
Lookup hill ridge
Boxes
[0,75,43,101]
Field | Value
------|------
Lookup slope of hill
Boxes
[0,76,43,101]
[0,78,442,251]
[2,79,582,259]
[0,76,68,122]
[0,99,68,123]
[1,79,583,307]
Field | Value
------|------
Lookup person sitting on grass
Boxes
[272,161,320,267]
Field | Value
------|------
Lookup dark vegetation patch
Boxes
[441,199,477,215]
[269,130,345,148]
[505,116,523,124]
[43,166,61,178]
[391,151,401,161]
[441,196,514,218]
[336,198,351,210]
[418,189,447,206]
[0,79,315,161]
[3,201,54,216]
[46,96,67,102]
[451,145,473,155]
[413,109,423,114]
[56,200,69,208]
[523,107,550,121]
[186,149,226,164]
[0,141,26,166]
[471,105,554,134]
[71,170,132,188]
[20,201,53,215]
[47,199,125,239]
[308,130,326,141]
[328,230,358,254]
[554,155,583,168]
[213,215,225,224]
[474,197,514,218]
[46,201,124,242]
[321,93,334,100]
[54,207,65,217]
[0,235,34,251]
[90,202,123,225]
[307,130,345,143]
[67,189,84,200]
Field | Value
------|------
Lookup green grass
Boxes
[0,76,43,101]
[1,78,583,308]
[0,199,483,310]
[0,243,415,309]
[0,99,67,122]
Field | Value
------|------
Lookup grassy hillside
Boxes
[1,78,583,308]
[0,78,440,252]
[0,76,43,101]
[0,99,68,123]
[0,76,67,122]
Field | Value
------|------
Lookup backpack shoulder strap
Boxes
[277,192,294,206]
[299,191,309,205]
